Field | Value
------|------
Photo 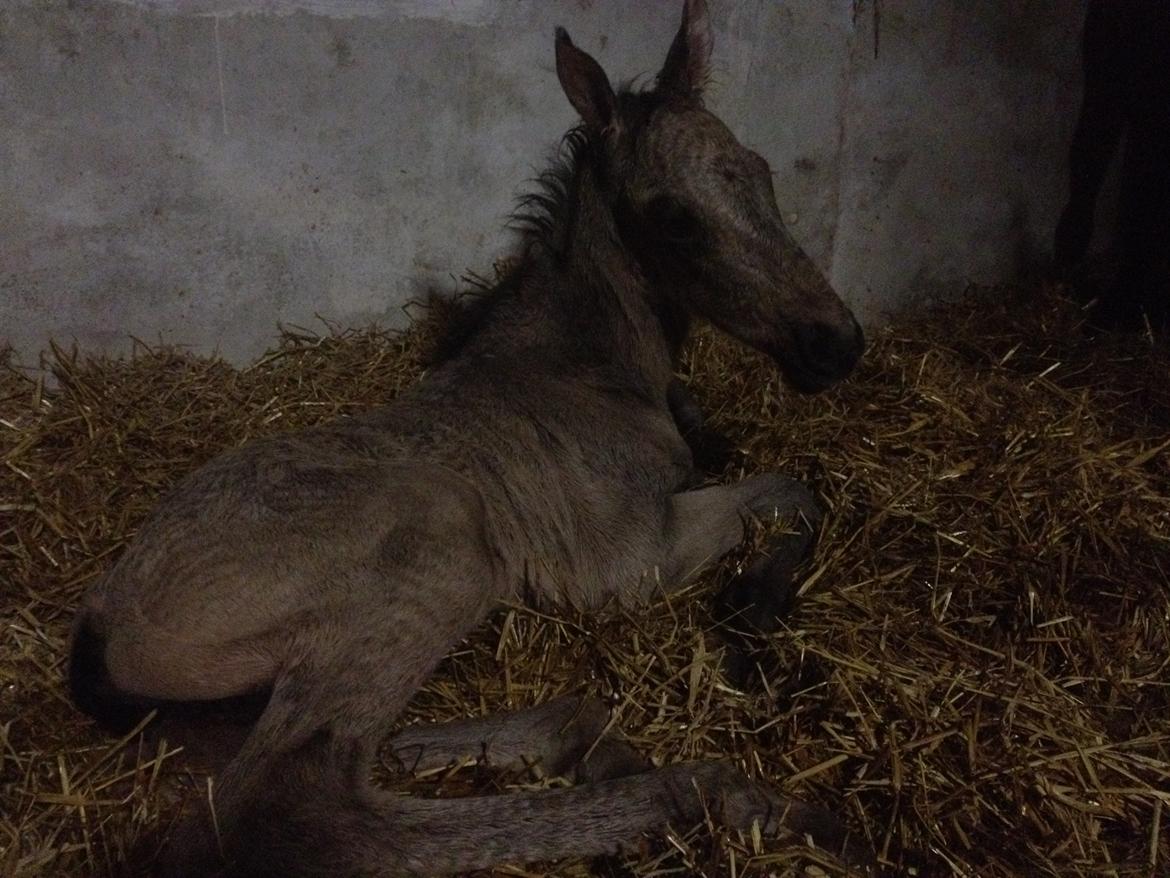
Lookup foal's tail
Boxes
[68,613,156,734]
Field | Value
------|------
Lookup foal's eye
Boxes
[646,196,701,244]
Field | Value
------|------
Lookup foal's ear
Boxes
[658,0,713,100]
[555,27,617,132]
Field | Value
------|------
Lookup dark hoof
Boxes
[714,559,799,690]
[720,645,785,692]
[686,426,737,474]
[714,563,798,636]
[714,508,821,690]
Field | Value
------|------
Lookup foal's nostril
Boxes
[796,320,864,377]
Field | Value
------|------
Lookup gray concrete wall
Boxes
[0,0,1085,367]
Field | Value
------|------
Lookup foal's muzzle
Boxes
[784,317,865,393]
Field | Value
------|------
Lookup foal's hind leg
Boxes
[389,759,870,873]
[388,694,648,782]
[662,473,823,685]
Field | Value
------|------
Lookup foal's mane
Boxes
[511,85,663,257]
[508,123,595,256]
[429,86,665,364]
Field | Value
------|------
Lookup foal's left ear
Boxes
[658,0,713,100]
[555,27,617,133]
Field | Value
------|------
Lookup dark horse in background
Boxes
[1055,0,1170,331]
[67,2,866,874]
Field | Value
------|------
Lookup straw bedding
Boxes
[1,283,1167,876]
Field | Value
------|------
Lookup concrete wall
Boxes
[0,0,1085,366]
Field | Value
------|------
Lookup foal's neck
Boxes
[546,159,681,390]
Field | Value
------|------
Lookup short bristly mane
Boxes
[430,88,664,364]
[511,86,664,258]
[508,124,595,257]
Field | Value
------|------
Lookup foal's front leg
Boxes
[662,473,823,683]
[662,472,822,585]
[667,377,734,474]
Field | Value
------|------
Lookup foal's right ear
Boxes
[658,0,713,100]
[555,27,617,133]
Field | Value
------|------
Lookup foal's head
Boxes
[555,0,863,393]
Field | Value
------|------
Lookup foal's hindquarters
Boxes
[72,433,506,872]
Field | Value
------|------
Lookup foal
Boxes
[69,2,865,874]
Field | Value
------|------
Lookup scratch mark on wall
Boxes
[214,14,229,136]
[827,2,865,288]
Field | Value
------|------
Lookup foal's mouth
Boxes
[776,358,848,395]
[770,319,865,395]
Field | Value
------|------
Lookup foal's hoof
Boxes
[715,488,821,690]
[687,425,738,474]
[714,561,798,637]
[714,562,796,690]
